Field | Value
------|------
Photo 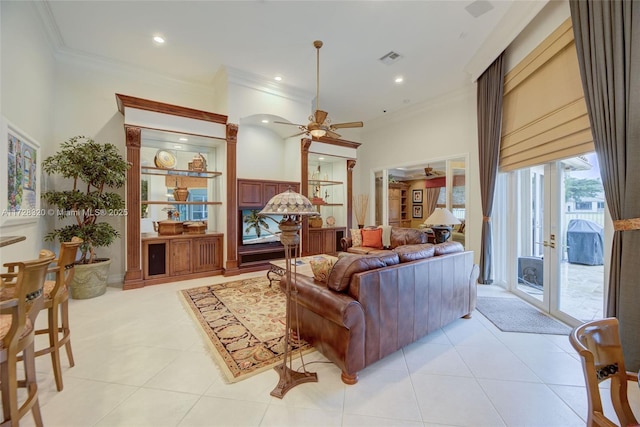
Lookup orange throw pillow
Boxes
[361,228,383,249]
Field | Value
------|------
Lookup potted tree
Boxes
[42,136,129,299]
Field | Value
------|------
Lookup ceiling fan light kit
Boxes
[276,40,363,139]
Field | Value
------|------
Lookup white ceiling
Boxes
[36,0,544,127]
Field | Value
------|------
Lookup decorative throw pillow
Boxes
[309,257,335,283]
[350,228,363,247]
[361,228,383,249]
[378,225,392,248]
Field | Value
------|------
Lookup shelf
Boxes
[141,166,222,178]
[144,201,223,205]
[308,179,343,186]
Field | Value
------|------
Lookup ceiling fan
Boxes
[424,166,445,179]
[275,40,363,139]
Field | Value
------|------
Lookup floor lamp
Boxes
[259,188,319,398]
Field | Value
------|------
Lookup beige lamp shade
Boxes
[423,208,461,226]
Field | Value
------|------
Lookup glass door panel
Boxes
[512,153,605,324]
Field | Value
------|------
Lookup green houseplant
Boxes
[42,136,129,298]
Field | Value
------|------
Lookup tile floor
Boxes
[16,272,640,427]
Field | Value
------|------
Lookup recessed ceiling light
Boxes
[318,157,325,161]
[274,76,282,81]
[174,145,182,149]
[261,119,269,124]
[153,35,165,45]
[395,76,404,83]
[178,137,188,141]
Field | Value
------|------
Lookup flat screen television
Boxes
[240,209,284,245]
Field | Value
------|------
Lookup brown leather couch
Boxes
[340,226,428,254]
[285,241,478,384]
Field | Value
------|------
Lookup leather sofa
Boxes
[285,241,478,384]
[340,226,428,254]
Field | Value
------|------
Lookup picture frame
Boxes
[412,189,423,203]
[412,205,423,219]
[1,118,42,226]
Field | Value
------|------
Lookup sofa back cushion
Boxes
[393,243,435,262]
[434,241,464,255]
[327,254,386,292]
[390,227,428,248]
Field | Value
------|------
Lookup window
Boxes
[575,202,592,211]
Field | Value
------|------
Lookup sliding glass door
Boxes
[511,153,605,325]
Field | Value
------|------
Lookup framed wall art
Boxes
[412,189,423,203]
[1,118,42,226]
[412,205,423,219]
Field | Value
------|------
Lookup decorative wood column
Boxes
[124,126,143,289]
[347,159,356,230]
[225,123,239,273]
[301,139,312,256]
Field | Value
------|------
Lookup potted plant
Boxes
[42,136,129,299]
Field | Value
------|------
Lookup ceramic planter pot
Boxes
[70,259,111,299]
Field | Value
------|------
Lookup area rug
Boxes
[476,297,572,335]
[179,276,314,383]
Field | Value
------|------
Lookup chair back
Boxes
[52,237,82,297]
[1,250,55,350]
[570,317,638,427]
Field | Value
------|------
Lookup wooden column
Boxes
[124,126,143,289]
[301,139,312,256]
[225,123,239,273]
[347,159,356,230]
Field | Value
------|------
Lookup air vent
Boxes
[379,51,402,65]
[465,0,494,18]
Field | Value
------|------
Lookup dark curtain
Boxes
[476,53,505,284]
[570,0,640,370]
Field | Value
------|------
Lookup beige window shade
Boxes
[500,18,594,172]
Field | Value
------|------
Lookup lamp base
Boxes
[431,226,452,243]
[270,363,318,399]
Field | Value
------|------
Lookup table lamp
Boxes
[423,208,461,243]
[258,188,319,398]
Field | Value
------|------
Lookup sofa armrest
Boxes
[285,275,363,329]
[340,236,353,252]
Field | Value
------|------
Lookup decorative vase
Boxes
[173,187,189,201]
[70,259,111,299]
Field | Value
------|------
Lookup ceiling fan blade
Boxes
[286,131,307,138]
[314,110,328,125]
[331,121,364,129]
[274,120,305,127]
[326,129,341,139]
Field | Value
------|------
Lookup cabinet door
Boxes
[238,181,263,207]
[170,239,192,275]
[263,183,279,204]
[193,236,222,273]
[323,230,337,254]
[307,229,324,255]
[278,183,299,193]
[389,188,402,225]
[143,240,169,279]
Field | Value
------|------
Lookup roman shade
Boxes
[500,18,594,172]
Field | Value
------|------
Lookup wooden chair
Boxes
[570,317,639,427]
[34,237,82,391]
[0,249,55,427]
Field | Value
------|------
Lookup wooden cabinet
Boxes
[389,183,409,227]
[142,233,223,284]
[117,93,233,289]
[238,179,300,208]
[308,227,345,256]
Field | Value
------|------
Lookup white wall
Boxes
[236,125,287,180]
[0,2,56,266]
[360,84,480,261]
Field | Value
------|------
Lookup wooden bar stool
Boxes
[0,249,55,427]
[35,237,82,391]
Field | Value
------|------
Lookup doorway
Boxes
[510,153,605,325]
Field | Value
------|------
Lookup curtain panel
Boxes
[477,52,505,284]
[570,0,640,370]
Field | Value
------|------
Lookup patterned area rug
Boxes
[476,296,572,335]
[180,276,314,383]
